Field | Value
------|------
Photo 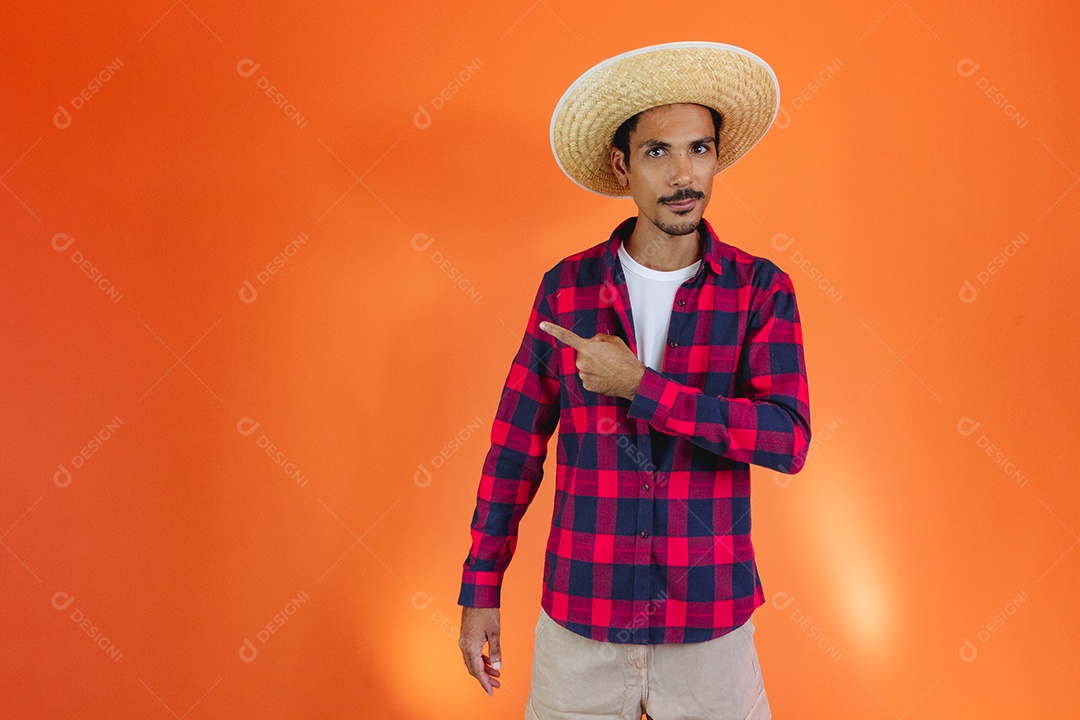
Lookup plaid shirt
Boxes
[458,216,811,644]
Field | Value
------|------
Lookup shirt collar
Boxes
[602,215,724,282]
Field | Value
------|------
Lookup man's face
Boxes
[610,103,719,237]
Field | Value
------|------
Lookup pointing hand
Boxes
[539,321,646,401]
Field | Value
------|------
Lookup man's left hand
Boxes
[539,321,646,401]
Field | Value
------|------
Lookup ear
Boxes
[609,147,629,187]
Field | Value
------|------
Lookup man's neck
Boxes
[623,220,703,271]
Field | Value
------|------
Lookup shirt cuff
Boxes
[458,569,502,608]
[627,366,677,428]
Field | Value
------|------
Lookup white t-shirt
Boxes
[617,242,702,371]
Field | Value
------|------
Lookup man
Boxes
[457,41,811,719]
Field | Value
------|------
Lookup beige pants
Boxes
[524,607,771,720]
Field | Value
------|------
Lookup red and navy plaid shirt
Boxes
[458,215,811,644]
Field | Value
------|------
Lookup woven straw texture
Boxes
[551,44,779,197]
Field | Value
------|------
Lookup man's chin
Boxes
[654,213,701,236]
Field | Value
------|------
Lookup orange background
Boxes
[2,1,1078,717]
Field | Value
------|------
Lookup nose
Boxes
[669,149,692,186]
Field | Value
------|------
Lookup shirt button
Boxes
[677,299,686,306]
[643,482,650,491]
[640,530,649,538]
[669,341,678,348]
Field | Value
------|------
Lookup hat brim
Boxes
[549,41,780,197]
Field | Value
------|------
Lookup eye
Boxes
[693,144,710,154]
[647,147,664,157]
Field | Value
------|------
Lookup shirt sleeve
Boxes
[626,268,811,473]
[458,270,561,608]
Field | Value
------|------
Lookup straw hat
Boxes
[549,41,780,197]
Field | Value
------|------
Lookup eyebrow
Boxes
[637,136,716,150]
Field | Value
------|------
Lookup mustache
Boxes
[661,190,702,203]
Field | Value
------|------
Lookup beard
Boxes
[653,213,700,236]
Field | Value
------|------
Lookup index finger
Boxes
[462,644,494,696]
[538,321,583,350]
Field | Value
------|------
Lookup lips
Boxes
[664,197,697,211]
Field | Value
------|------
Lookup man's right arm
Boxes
[457,269,561,695]
[457,268,561,608]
